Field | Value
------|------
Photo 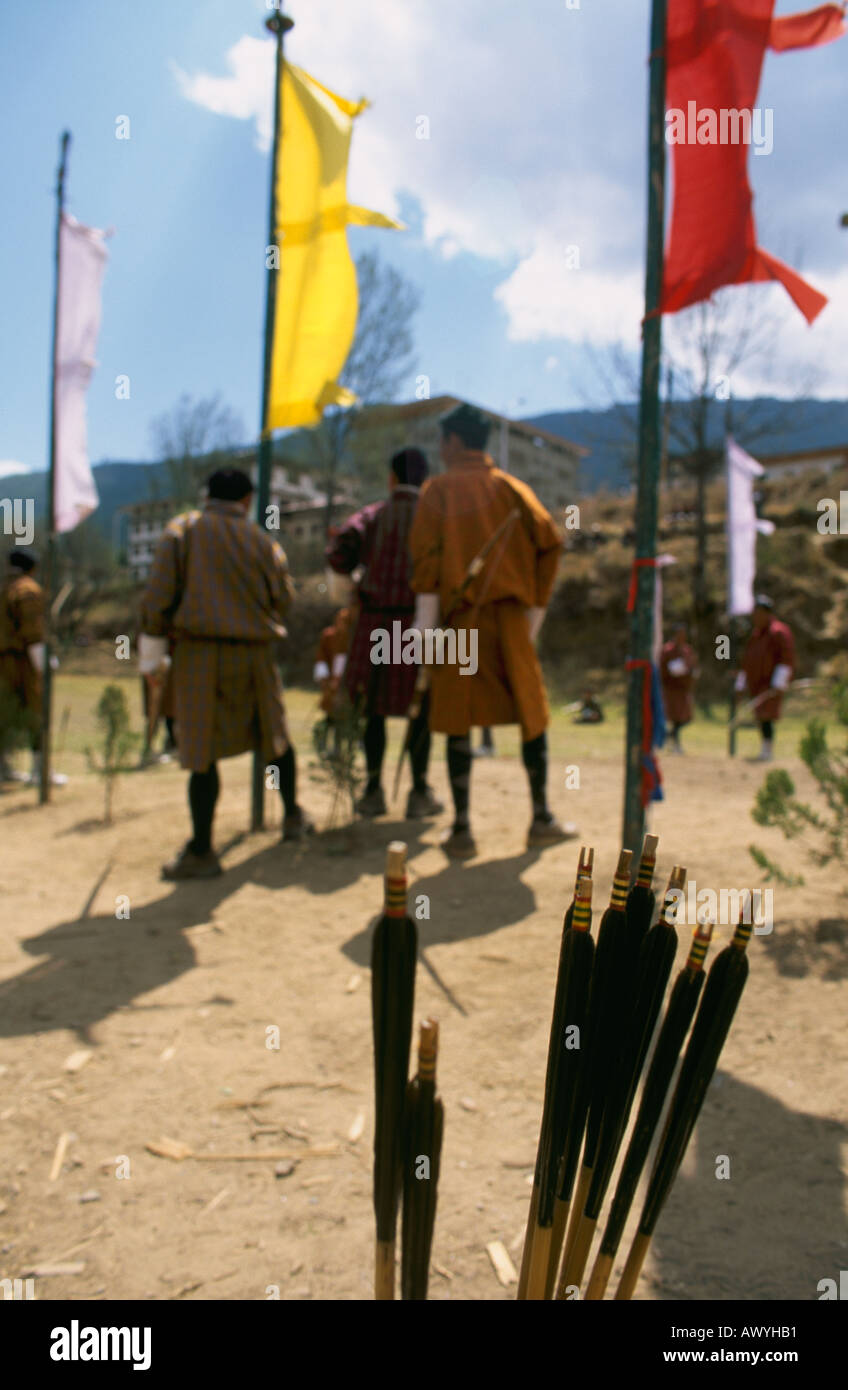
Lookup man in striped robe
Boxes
[140,468,311,879]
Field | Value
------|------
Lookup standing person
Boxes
[325,447,442,819]
[0,549,46,783]
[736,594,795,761]
[409,403,577,858]
[660,621,698,753]
[139,468,311,880]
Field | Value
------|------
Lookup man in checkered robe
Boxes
[325,447,442,819]
[140,468,311,880]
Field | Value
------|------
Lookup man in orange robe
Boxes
[409,403,577,858]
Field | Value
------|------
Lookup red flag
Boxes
[770,3,846,51]
[661,1,844,325]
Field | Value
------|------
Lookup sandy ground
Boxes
[1,687,846,1303]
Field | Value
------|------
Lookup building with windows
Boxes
[350,395,586,519]
[121,464,349,582]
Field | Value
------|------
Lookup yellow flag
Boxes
[267,63,401,431]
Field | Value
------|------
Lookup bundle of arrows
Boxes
[518,835,756,1300]
[371,841,443,1300]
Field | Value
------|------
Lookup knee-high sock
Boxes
[363,715,386,792]
[269,745,298,816]
[522,732,550,820]
[409,695,431,792]
[189,764,220,854]
[447,734,472,828]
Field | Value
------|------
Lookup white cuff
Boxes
[734,672,747,693]
[413,594,440,631]
[771,664,792,692]
[331,653,347,678]
[667,657,688,677]
[314,660,330,682]
[527,607,545,641]
[27,643,46,673]
[139,634,169,675]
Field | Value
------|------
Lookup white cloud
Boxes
[172,1,639,267]
[544,355,559,370]
[495,240,644,349]
[174,1,848,396]
[0,460,36,479]
[173,38,275,151]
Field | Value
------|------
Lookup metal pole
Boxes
[39,130,70,805]
[252,11,293,833]
[725,393,737,758]
[622,0,667,857]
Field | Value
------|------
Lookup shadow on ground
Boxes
[649,1071,848,1299]
[0,820,430,1044]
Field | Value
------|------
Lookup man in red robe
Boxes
[660,622,698,753]
[736,595,795,761]
[325,448,442,820]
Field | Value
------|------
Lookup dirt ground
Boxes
[1,684,846,1302]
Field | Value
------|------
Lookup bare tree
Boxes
[311,250,420,533]
[583,285,821,618]
[149,392,245,508]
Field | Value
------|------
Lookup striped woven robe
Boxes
[140,500,292,772]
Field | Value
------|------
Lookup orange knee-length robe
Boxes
[409,450,561,741]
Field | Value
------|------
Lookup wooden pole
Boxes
[622,0,667,856]
[251,10,294,832]
[39,131,71,805]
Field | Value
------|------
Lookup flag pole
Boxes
[622,0,667,856]
[252,10,294,833]
[40,130,71,806]
[725,392,737,758]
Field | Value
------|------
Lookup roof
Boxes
[759,443,848,467]
[358,395,588,457]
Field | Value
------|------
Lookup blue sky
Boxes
[1,0,846,478]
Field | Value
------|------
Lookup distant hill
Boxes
[0,435,318,546]
[3,396,847,541]
[523,397,848,493]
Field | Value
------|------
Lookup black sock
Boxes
[409,698,431,793]
[189,764,219,854]
[270,745,298,817]
[522,732,549,820]
[363,715,386,793]
[447,734,472,828]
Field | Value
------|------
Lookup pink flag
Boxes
[54,213,109,533]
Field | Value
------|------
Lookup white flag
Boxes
[726,436,767,617]
[54,213,109,533]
